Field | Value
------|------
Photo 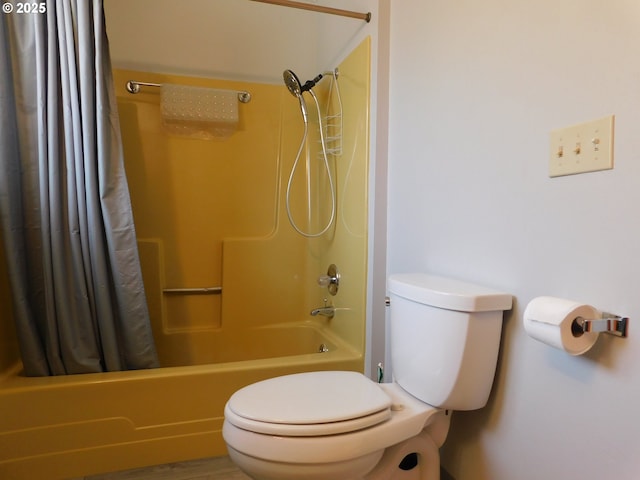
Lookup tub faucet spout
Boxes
[310,305,335,319]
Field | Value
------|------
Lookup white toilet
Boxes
[223,273,512,480]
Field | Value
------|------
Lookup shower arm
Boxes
[301,74,324,93]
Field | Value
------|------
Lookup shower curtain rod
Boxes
[249,0,371,23]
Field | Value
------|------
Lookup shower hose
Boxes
[285,88,336,238]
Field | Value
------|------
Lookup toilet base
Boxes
[227,445,384,480]
[228,427,442,480]
[364,429,441,480]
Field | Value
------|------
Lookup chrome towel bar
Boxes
[125,80,252,103]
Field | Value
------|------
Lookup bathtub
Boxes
[0,321,362,480]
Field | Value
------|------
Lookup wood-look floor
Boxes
[73,456,251,480]
[73,454,455,479]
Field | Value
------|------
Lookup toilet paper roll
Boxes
[523,296,599,355]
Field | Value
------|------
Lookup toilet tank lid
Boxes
[388,273,512,312]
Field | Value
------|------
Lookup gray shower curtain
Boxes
[0,0,159,376]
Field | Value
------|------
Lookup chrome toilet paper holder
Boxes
[571,314,629,338]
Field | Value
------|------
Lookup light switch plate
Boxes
[549,115,614,177]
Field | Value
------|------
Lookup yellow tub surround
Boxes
[113,37,371,366]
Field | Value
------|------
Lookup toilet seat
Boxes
[225,371,392,436]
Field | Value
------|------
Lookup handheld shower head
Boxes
[283,69,302,97]
[283,69,324,96]
[297,95,309,121]
[283,69,326,122]
[283,69,308,120]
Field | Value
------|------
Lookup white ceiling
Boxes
[104,0,370,84]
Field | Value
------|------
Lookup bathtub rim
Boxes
[0,320,362,392]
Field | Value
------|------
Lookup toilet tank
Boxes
[388,274,512,411]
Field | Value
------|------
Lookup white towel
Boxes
[160,84,239,140]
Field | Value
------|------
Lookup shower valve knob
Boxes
[317,264,340,296]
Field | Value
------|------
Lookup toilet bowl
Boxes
[223,274,512,480]
[223,371,450,480]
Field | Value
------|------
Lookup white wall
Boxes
[388,1,640,479]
